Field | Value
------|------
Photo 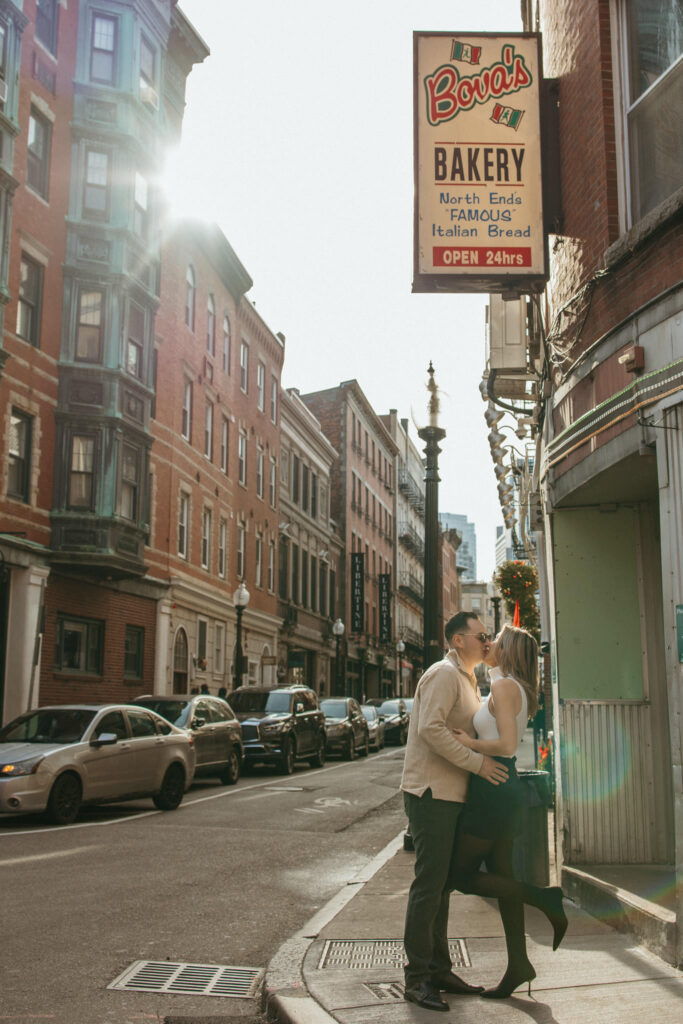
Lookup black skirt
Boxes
[459,756,525,840]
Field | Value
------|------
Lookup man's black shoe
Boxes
[433,971,484,995]
[404,981,449,1012]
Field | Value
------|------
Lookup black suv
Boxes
[227,686,326,774]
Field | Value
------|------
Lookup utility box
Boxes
[486,294,528,371]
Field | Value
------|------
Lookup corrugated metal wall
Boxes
[560,700,670,863]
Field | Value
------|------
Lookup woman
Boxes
[450,624,567,998]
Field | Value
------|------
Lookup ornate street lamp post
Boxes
[232,581,250,689]
[332,617,345,696]
[396,638,405,697]
[418,363,446,670]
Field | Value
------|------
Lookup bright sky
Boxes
[167,1,523,580]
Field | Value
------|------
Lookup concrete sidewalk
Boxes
[265,818,682,1023]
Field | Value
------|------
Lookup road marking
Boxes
[314,796,351,808]
[295,807,324,815]
[0,845,98,866]
[0,747,405,838]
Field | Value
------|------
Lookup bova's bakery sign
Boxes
[413,33,548,294]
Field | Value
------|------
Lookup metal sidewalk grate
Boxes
[108,960,263,998]
[318,939,470,970]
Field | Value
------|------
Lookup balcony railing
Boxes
[398,521,424,560]
[399,570,424,604]
[398,467,425,516]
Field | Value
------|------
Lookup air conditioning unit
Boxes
[486,293,528,371]
[0,79,7,103]
[140,84,159,110]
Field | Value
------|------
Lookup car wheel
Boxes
[309,734,326,768]
[220,748,240,786]
[278,737,295,775]
[359,731,369,757]
[153,764,186,810]
[344,734,355,761]
[46,773,82,825]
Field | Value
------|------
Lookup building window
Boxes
[311,473,318,518]
[206,294,215,356]
[222,315,231,373]
[181,380,192,441]
[291,454,300,503]
[220,417,229,473]
[256,448,264,499]
[7,409,32,502]
[268,540,275,592]
[257,361,265,411]
[185,265,195,330]
[133,171,149,238]
[124,625,144,679]
[301,464,309,513]
[69,435,95,509]
[90,13,117,84]
[214,621,225,676]
[83,149,110,218]
[240,340,248,392]
[35,0,58,55]
[319,562,328,617]
[126,303,145,379]
[16,255,42,346]
[301,549,309,608]
[310,554,317,612]
[204,401,213,460]
[291,542,299,604]
[27,108,51,199]
[197,618,208,663]
[201,507,212,570]
[278,540,288,600]
[237,521,246,578]
[120,444,139,521]
[56,614,103,675]
[255,533,263,587]
[270,376,278,423]
[238,431,247,485]
[218,518,227,578]
[139,35,157,106]
[178,492,189,558]
[75,289,103,362]
[269,456,277,507]
[619,0,683,224]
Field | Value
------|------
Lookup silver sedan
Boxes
[0,704,196,825]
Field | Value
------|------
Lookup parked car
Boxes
[402,697,414,716]
[378,698,410,745]
[0,704,196,825]
[321,698,370,759]
[227,686,326,774]
[361,704,385,751]
[133,694,243,785]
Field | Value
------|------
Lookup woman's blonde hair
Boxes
[495,624,539,718]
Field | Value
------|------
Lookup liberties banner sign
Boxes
[413,33,547,293]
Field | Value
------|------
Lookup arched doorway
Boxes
[173,628,189,693]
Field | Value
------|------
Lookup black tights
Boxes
[449,831,531,971]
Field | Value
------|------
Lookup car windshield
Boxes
[136,699,191,727]
[0,708,96,744]
[380,701,401,715]
[361,706,377,722]
[229,690,292,714]
[321,700,347,718]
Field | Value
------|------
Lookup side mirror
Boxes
[295,702,304,714]
[192,716,207,729]
[91,732,117,747]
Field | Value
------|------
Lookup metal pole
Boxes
[492,595,502,635]
[335,635,341,695]
[234,605,244,689]
[418,363,446,670]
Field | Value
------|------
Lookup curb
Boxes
[263,829,406,1024]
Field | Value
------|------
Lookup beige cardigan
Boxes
[400,648,485,803]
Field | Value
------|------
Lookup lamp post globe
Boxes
[332,618,345,695]
[232,581,250,690]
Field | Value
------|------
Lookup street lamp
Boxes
[332,618,345,695]
[232,581,250,690]
[396,638,405,697]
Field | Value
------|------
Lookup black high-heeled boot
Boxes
[535,886,568,950]
[481,962,536,999]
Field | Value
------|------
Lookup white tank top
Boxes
[473,668,528,751]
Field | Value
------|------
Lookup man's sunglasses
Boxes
[456,632,491,643]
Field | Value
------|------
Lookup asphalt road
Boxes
[1,745,407,1024]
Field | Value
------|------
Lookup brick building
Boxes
[499,0,683,963]
[302,381,399,700]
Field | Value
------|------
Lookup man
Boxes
[401,611,508,1012]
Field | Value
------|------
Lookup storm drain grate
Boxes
[364,981,406,1001]
[318,939,470,970]
[108,960,263,998]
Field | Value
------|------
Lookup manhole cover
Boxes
[108,960,263,998]
[318,939,470,969]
